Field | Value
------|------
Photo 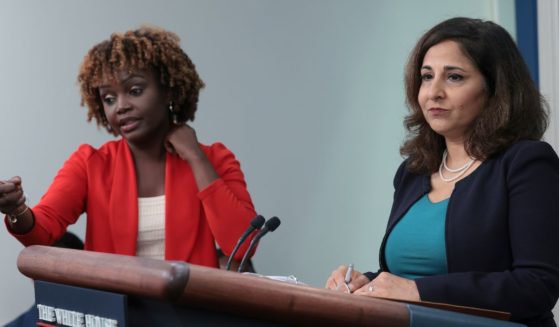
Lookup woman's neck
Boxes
[444,139,471,167]
[127,136,167,163]
[128,139,167,197]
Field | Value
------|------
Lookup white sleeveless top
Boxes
[136,195,165,260]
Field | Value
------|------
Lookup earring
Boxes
[169,101,179,125]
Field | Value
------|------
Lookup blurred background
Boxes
[1,0,557,324]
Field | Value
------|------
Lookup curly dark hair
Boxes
[77,26,205,135]
[401,17,548,173]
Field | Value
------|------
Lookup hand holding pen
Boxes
[333,263,354,293]
[342,263,354,292]
[325,264,372,294]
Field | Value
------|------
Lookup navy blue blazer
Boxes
[378,140,559,327]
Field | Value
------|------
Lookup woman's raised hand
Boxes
[0,176,26,215]
[165,124,204,163]
[165,124,218,190]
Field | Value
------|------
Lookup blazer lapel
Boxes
[109,140,139,255]
[164,153,201,261]
[387,175,431,231]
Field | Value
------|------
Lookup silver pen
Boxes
[344,263,354,289]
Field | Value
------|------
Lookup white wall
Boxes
[538,0,559,320]
[0,0,513,323]
[539,0,559,150]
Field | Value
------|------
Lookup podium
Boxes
[17,246,524,326]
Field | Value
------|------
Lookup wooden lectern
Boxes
[17,246,524,326]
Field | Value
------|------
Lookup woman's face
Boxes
[98,69,170,145]
[417,40,487,141]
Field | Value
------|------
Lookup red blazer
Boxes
[7,139,256,267]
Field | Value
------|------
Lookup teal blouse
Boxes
[384,194,448,279]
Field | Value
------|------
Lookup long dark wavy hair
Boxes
[401,17,548,174]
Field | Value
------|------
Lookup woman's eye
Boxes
[420,73,433,82]
[102,95,116,105]
[130,87,143,96]
[448,73,464,82]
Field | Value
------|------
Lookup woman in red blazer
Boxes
[326,18,559,327]
[0,26,256,268]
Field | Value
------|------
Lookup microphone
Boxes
[238,216,281,273]
[226,215,265,271]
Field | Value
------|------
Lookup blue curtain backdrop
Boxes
[515,0,539,87]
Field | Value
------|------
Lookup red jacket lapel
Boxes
[164,153,201,261]
[109,140,138,255]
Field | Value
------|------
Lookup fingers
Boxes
[354,272,385,297]
[346,274,371,293]
[0,181,15,192]
[0,184,25,214]
[354,272,420,301]
[325,265,366,294]
[7,176,22,185]
[354,281,376,296]
[0,180,18,197]
[325,277,340,290]
[166,125,205,162]
[164,140,176,154]
[325,265,348,291]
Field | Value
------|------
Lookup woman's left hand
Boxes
[353,272,420,301]
[165,124,204,163]
[165,124,218,190]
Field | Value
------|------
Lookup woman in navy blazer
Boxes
[327,17,559,327]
